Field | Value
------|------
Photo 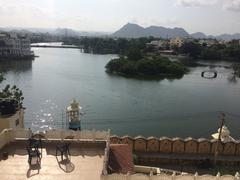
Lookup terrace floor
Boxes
[0,141,105,180]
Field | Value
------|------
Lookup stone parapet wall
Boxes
[0,129,12,149]
[101,173,240,180]
[0,128,110,151]
[110,136,240,156]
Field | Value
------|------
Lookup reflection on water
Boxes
[28,99,64,132]
[106,72,184,82]
[0,60,33,73]
[1,48,240,138]
[228,74,238,84]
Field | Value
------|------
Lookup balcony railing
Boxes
[0,128,110,150]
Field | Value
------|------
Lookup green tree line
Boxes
[63,37,155,54]
[180,42,240,61]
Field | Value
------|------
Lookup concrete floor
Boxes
[0,141,105,180]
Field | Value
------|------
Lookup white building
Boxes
[170,37,184,47]
[146,40,169,50]
[199,39,218,47]
[0,32,33,58]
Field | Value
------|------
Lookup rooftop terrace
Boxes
[0,141,105,180]
[0,129,109,180]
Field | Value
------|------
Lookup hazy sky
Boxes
[0,0,239,35]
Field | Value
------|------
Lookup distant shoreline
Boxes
[31,45,80,49]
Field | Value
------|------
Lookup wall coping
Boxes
[110,136,239,143]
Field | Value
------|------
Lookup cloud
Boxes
[223,0,240,11]
[177,0,240,12]
[0,0,59,28]
[176,0,218,7]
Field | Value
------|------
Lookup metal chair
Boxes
[27,147,41,165]
[56,143,71,160]
[28,138,42,150]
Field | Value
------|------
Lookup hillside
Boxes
[113,23,240,40]
[112,23,189,38]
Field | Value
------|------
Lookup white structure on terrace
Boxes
[212,125,236,143]
[67,99,82,130]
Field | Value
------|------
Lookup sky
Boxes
[0,0,239,35]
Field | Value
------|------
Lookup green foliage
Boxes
[200,48,222,60]
[106,55,187,78]
[0,74,4,83]
[199,44,225,60]
[180,42,202,58]
[0,74,24,108]
[64,37,154,55]
[126,48,143,61]
[180,42,240,61]
[223,45,240,60]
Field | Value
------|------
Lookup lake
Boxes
[0,47,240,139]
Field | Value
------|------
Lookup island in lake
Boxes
[105,48,187,79]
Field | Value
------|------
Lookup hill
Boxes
[112,23,189,38]
[113,23,240,40]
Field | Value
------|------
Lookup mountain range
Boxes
[0,27,110,37]
[1,24,240,41]
[112,23,240,41]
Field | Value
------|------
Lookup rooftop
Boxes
[0,141,105,180]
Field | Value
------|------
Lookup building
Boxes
[170,37,184,47]
[146,40,170,51]
[228,39,240,46]
[0,32,33,59]
[0,128,109,180]
[199,39,219,47]
[0,126,240,179]
[0,109,24,132]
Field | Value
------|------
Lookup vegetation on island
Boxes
[0,73,24,109]
[105,49,187,78]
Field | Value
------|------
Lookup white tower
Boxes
[66,99,82,130]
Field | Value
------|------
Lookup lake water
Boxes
[1,47,240,139]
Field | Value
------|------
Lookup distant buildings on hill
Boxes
[146,36,240,55]
[0,32,34,59]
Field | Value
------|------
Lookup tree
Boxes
[180,42,202,58]
[126,48,143,61]
[0,74,4,83]
[0,73,24,108]
[105,55,187,78]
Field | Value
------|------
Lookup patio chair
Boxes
[27,147,41,165]
[56,143,71,161]
[28,137,42,150]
